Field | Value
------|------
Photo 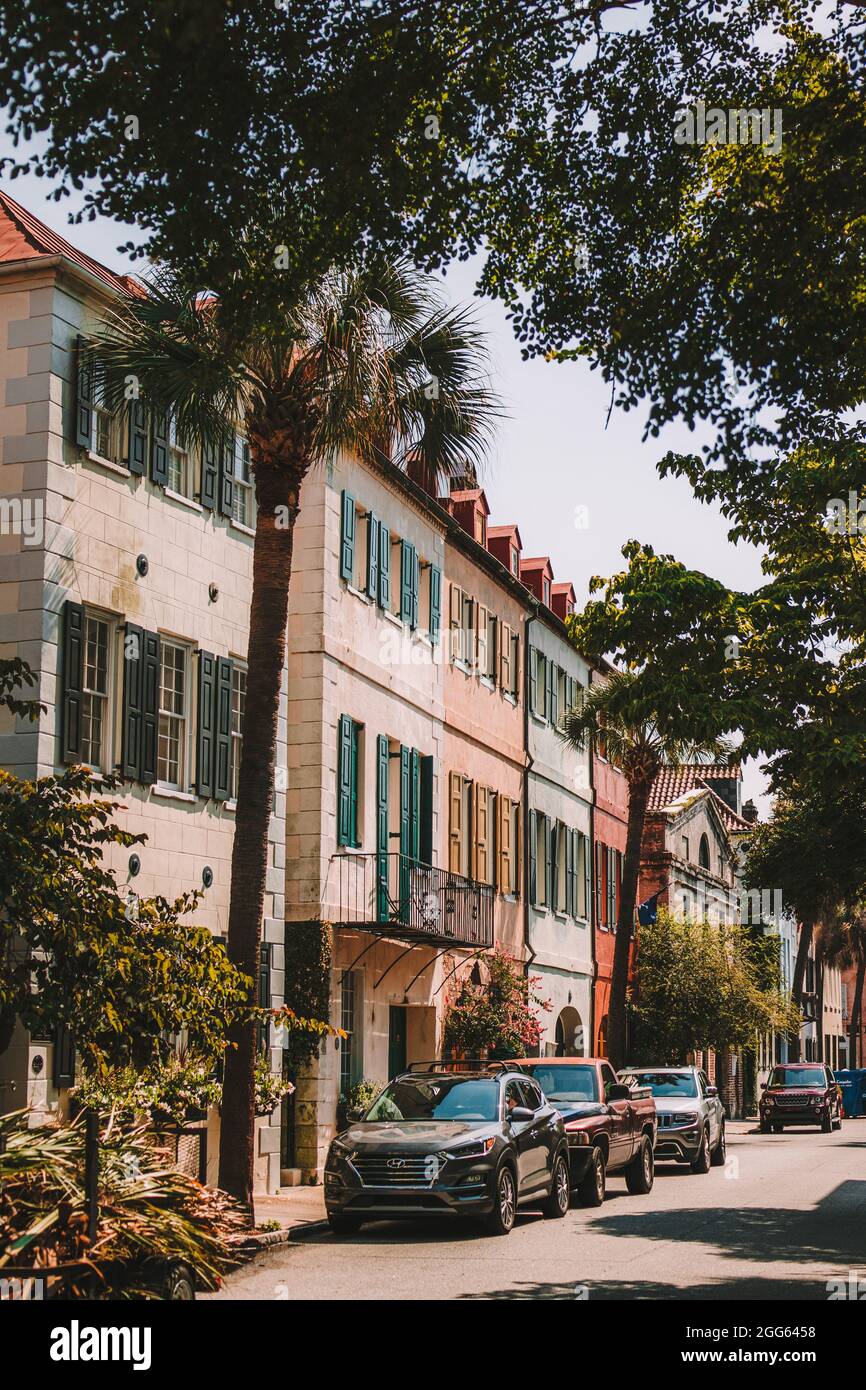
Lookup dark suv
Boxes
[324,1065,570,1236]
[759,1063,843,1133]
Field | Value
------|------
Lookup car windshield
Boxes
[525,1065,598,1103]
[630,1072,698,1099]
[768,1067,825,1089]
[363,1076,500,1122]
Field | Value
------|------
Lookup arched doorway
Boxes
[554,1006,585,1057]
[597,1013,609,1058]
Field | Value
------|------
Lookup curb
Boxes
[228,1218,330,1254]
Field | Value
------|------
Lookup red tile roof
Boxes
[0,188,133,295]
[648,764,753,832]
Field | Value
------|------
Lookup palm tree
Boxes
[563,670,732,1070]
[90,259,500,1207]
[818,904,866,1068]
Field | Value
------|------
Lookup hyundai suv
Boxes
[324,1065,570,1236]
[759,1063,843,1133]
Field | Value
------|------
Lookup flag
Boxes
[638,891,662,926]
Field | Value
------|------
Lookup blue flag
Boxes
[638,891,662,926]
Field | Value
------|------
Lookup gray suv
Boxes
[620,1066,726,1173]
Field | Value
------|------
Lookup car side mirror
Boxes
[607,1084,631,1102]
[507,1106,534,1123]
[705,1085,718,1098]
[759,1082,767,1090]
[346,1106,364,1122]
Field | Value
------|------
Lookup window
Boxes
[543,577,551,607]
[167,417,195,498]
[600,1063,619,1100]
[531,648,548,717]
[231,437,254,526]
[553,821,566,912]
[698,834,711,870]
[340,971,361,1095]
[80,612,112,769]
[510,545,519,577]
[681,836,690,861]
[158,641,190,788]
[337,715,362,848]
[230,665,246,801]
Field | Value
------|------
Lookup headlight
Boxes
[328,1140,354,1161]
[764,1096,774,1107]
[810,1095,820,1106]
[672,1113,698,1127]
[446,1137,495,1160]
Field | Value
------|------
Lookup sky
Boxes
[0,150,772,814]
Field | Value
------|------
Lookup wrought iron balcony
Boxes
[332,852,494,949]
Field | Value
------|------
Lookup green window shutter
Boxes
[140,630,161,785]
[150,411,169,486]
[529,809,537,906]
[410,748,421,860]
[340,491,356,582]
[419,755,434,863]
[201,437,219,509]
[546,817,555,909]
[366,511,379,599]
[127,401,147,475]
[219,430,235,517]
[399,745,411,855]
[53,1022,76,1088]
[400,541,414,623]
[214,657,233,801]
[595,841,604,927]
[378,523,391,607]
[529,649,538,714]
[411,548,420,628]
[74,336,93,448]
[376,734,389,921]
[429,565,442,640]
[337,715,353,846]
[121,622,144,780]
[583,833,592,921]
[566,828,575,917]
[258,943,272,1052]
[60,600,85,762]
[196,650,217,797]
[549,663,558,725]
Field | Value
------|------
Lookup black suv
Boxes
[324,1065,570,1236]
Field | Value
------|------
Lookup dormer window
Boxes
[543,577,551,607]
[510,546,519,576]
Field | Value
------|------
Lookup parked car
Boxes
[621,1066,726,1173]
[508,1058,657,1206]
[323,1064,570,1236]
[758,1063,843,1133]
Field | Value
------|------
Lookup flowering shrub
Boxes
[442,947,550,1058]
[254,1054,295,1117]
[74,1053,222,1127]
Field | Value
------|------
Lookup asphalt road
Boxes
[210,1121,866,1300]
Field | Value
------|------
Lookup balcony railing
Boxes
[332,852,494,949]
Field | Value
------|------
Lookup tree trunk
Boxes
[789,918,812,1063]
[851,954,866,1068]
[608,776,652,1071]
[218,460,302,1212]
[816,939,825,1063]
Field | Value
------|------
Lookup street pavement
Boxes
[209,1121,866,1300]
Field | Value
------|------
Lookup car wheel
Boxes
[485,1164,517,1236]
[758,1119,771,1134]
[163,1262,196,1301]
[327,1213,363,1236]
[710,1120,727,1168]
[542,1153,570,1219]
[821,1114,833,1133]
[625,1135,654,1195]
[690,1128,711,1174]
[577,1147,606,1208]
[771,1123,783,1134]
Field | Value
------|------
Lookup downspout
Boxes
[588,669,597,1060]
[523,603,538,977]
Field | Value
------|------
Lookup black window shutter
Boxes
[419,755,434,863]
[53,1022,76,1088]
[140,630,161,784]
[219,431,235,517]
[61,600,85,762]
[196,650,217,797]
[74,336,93,448]
[214,657,233,801]
[378,523,390,607]
[122,622,144,779]
[258,943,272,1051]
[150,411,169,486]
[127,401,147,475]
[201,438,219,509]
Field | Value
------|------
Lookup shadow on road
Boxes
[457,1275,834,1300]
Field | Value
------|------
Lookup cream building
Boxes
[0,191,286,1194]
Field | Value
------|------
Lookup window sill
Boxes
[503,692,519,707]
[383,608,403,628]
[84,450,132,478]
[480,676,495,691]
[337,843,365,855]
[224,800,237,812]
[152,785,197,804]
[347,582,373,604]
[165,488,202,513]
[230,519,256,538]
[530,713,549,727]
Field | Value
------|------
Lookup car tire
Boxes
[327,1213,363,1236]
[821,1114,833,1133]
[542,1153,571,1219]
[577,1147,606,1208]
[710,1120,727,1168]
[771,1123,783,1134]
[690,1127,711,1174]
[163,1261,196,1301]
[758,1119,771,1134]
[485,1164,517,1236]
[625,1135,654,1195]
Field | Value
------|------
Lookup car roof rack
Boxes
[401,1059,511,1074]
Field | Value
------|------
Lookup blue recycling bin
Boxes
[836,1069,866,1117]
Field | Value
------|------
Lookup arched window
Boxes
[555,1006,585,1057]
[698,834,711,870]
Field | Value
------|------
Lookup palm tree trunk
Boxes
[218,460,301,1211]
[608,776,652,1070]
[789,918,812,1063]
[816,943,825,1063]
[851,954,866,1068]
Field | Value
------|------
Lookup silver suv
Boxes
[620,1066,726,1173]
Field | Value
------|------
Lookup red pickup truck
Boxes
[511,1058,658,1207]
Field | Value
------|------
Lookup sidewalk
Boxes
[254,1184,327,1236]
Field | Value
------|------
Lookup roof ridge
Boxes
[0,187,132,294]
